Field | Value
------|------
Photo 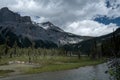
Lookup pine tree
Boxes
[91,39,97,59]
[13,41,18,57]
[4,37,10,56]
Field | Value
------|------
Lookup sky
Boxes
[0,0,120,36]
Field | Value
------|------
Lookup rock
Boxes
[0,7,32,23]
[0,7,21,23]
[0,7,90,48]
[21,16,32,23]
[9,61,14,64]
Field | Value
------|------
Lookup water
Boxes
[0,63,110,80]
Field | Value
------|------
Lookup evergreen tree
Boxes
[13,41,18,57]
[91,39,97,59]
[4,37,10,56]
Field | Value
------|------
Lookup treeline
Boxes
[0,42,66,58]
[101,33,120,57]
[90,31,120,80]
[90,31,120,58]
[0,36,69,63]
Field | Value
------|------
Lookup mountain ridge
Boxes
[0,7,91,48]
[64,27,120,54]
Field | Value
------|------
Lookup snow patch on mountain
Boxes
[0,7,91,46]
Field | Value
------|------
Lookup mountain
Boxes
[0,7,91,48]
[0,7,32,23]
[65,28,120,54]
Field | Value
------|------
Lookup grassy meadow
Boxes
[0,46,106,76]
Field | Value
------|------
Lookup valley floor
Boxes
[0,56,106,77]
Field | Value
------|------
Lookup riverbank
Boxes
[0,63,109,80]
[24,57,106,74]
[0,56,106,77]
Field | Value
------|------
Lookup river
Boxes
[0,63,110,80]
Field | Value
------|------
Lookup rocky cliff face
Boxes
[0,7,32,23]
[0,7,91,48]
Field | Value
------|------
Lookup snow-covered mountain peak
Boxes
[38,22,52,30]
[0,7,91,48]
[41,21,54,27]
[38,21,64,32]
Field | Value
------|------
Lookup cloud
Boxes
[65,20,118,36]
[0,0,109,25]
[0,0,119,36]
[105,0,120,18]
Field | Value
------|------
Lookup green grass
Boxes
[0,70,14,76]
[0,55,106,75]
[24,57,106,74]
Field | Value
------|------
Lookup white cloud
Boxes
[105,0,120,18]
[0,0,119,21]
[65,20,118,36]
[32,16,47,23]
[9,0,64,17]
[0,0,120,36]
